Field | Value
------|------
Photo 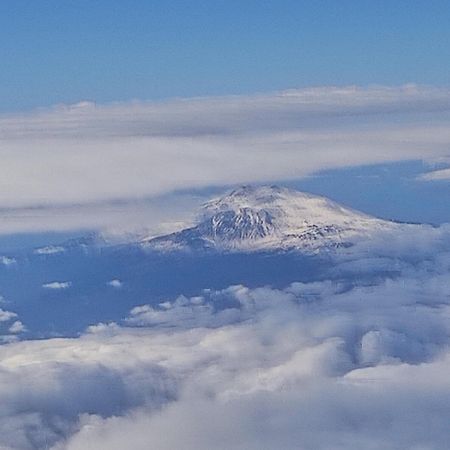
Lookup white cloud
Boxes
[8,321,26,334]
[0,256,16,266]
[107,279,123,289]
[0,309,24,343]
[0,309,17,322]
[0,188,202,236]
[34,246,66,255]
[1,85,450,233]
[0,238,446,448]
[42,281,72,290]
[419,167,450,181]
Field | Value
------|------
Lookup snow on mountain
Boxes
[141,185,400,253]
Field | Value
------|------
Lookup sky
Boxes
[1,0,450,112]
[3,3,450,449]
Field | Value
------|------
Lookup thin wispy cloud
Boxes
[42,281,72,290]
[419,167,450,181]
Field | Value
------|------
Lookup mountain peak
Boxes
[228,184,285,197]
[203,185,314,211]
[142,185,397,253]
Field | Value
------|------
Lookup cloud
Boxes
[0,308,25,343]
[9,321,26,334]
[34,246,66,255]
[0,186,203,236]
[0,309,17,322]
[0,358,176,450]
[419,167,450,181]
[0,256,17,266]
[57,274,450,450]
[1,85,450,233]
[107,279,123,289]
[59,361,450,450]
[42,281,72,290]
[0,236,447,448]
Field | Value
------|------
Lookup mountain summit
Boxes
[141,185,398,253]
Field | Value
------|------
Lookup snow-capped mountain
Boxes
[141,185,400,253]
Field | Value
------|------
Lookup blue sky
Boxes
[1,0,450,112]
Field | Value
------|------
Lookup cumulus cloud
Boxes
[57,275,450,450]
[8,321,26,334]
[1,85,450,233]
[107,279,123,289]
[0,308,25,343]
[0,236,447,449]
[0,256,17,266]
[0,308,17,322]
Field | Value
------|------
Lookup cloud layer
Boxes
[1,85,450,233]
[0,228,449,449]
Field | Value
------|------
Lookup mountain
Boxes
[141,185,399,253]
[0,185,421,336]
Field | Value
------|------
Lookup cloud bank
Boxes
[0,231,449,449]
[1,85,450,233]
